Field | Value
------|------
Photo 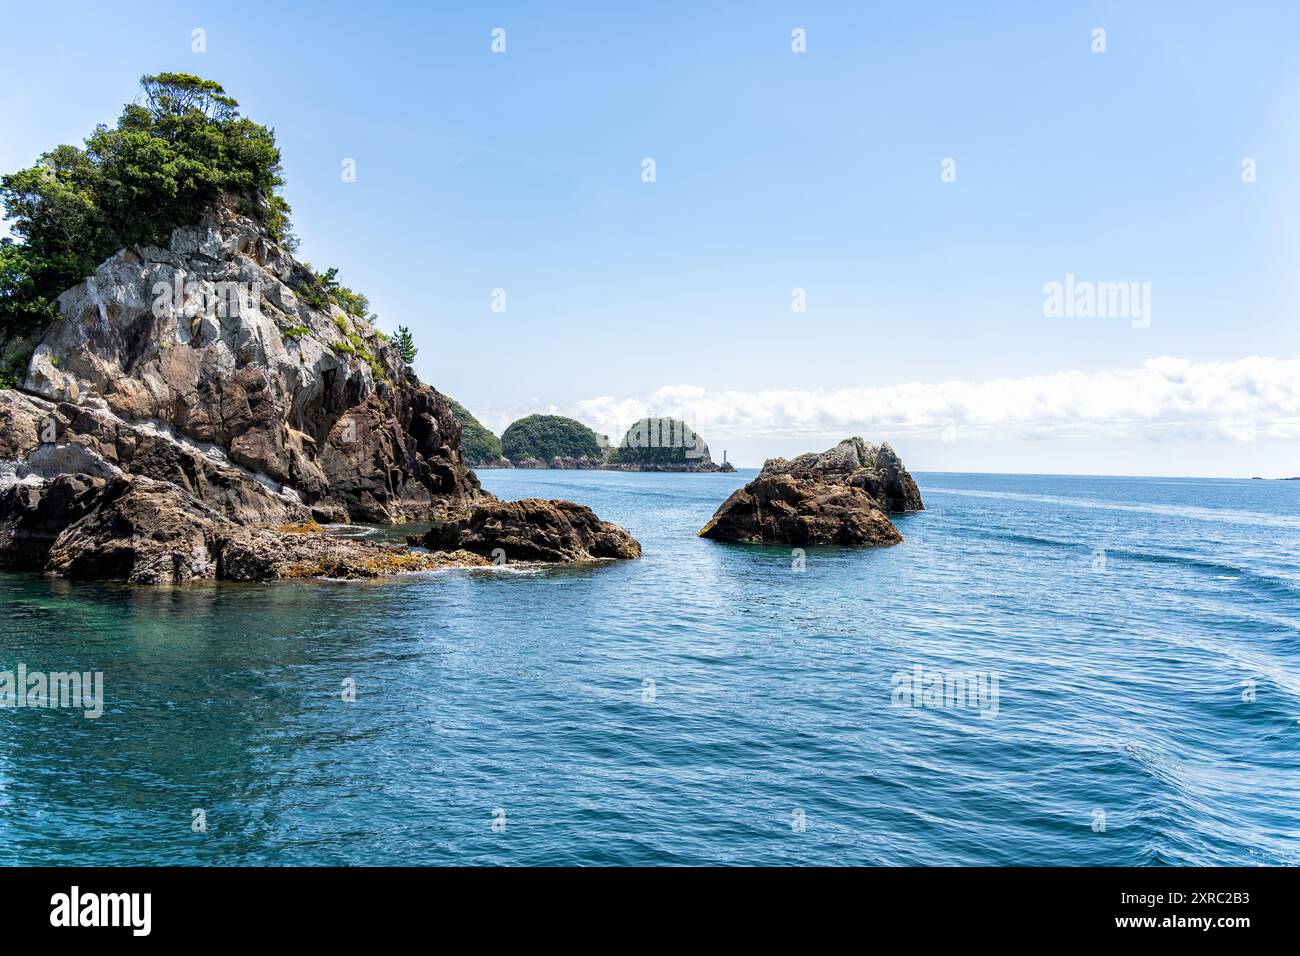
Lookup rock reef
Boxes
[0,470,488,584]
[698,438,922,546]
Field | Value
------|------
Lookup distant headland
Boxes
[451,411,736,473]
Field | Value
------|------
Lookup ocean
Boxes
[1,469,1297,865]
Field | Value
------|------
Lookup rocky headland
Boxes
[0,207,639,582]
[698,438,922,546]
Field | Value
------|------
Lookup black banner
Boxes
[0,866,1287,941]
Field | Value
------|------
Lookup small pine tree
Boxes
[394,325,417,365]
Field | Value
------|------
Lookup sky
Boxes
[2,1,1298,475]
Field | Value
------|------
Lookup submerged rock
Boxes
[698,438,922,546]
[412,498,642,563]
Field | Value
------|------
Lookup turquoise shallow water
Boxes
[1,469,1298,865]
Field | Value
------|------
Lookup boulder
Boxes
[413,498,641,563]
[698,438,922,546]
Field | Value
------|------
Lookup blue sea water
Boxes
[1,470,1298,866]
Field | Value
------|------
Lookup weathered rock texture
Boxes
[0,472,489,584]
[1,389,309,526]
[698,438,922,546]
[0,205,639,581]
[22,204,479,523]
[413,498,642,563]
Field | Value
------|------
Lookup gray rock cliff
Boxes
[0,206,639,581]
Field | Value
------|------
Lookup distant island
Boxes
[451,411,736,472]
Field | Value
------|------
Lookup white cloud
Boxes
[559,357,1300,444]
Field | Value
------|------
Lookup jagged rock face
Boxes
[21,205,479,523]
[1,389,309,526]
[0,474,109,574]
[698,438,922,546]
[414,498,642,563]
[759,437,924,513]
[0,205,642,582]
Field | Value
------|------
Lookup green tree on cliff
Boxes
[1,73,294,337]
[393,325,418,365]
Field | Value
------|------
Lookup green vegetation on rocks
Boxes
[501,414,604,463]
[1,73,295,339]
[0,350,32,389]
[302,266,371,320]
[448,399,502,465]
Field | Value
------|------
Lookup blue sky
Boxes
[3,1,1299,474]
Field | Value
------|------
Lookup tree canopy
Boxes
[1,73,294,338]
[447,399,502,465]
[610,417,709,465]
[394,325,418,365]
[501,415,604,463]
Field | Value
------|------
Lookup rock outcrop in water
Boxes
[413,498,641,563]
[698,438,922,546]
[0,205,639,581]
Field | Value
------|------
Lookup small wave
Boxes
[946,525,1300,599]
[471,564,545,576]
[1108,549,1300,599]
[324,525,382,539]
[926,486,1300,531]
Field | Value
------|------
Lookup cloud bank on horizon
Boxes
[477,356,1300,449]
